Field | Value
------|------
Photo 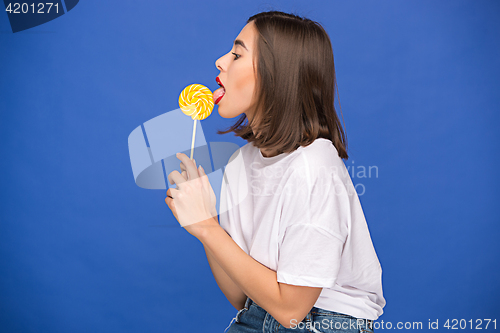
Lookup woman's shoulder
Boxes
[290,138,344,173]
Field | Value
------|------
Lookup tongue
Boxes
[213,87,225,104]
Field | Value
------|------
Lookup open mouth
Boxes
[214,77,225,105]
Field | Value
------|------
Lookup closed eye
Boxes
[232,52,241,60]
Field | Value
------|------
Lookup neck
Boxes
[260,148,279,158]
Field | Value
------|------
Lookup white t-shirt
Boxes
[219,138,385,320]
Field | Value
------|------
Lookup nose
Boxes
[215,53,227,71]
[215,57,223,71]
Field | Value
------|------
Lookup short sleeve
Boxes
[277,224,344,288]
[276,167,350,289]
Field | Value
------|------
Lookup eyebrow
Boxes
[234,39,248,51]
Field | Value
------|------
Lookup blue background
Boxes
[1,0,499,332]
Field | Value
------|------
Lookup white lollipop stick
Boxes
[190,118,197,160]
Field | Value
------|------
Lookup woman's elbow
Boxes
[229,292,248,311]
[276,311,308,329]
[230,298,246,311]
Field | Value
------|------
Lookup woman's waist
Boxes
[245,297,374,324]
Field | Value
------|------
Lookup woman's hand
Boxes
[177,154,218,218]
[165,153,218,238]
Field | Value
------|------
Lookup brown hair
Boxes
[217,10,349,160]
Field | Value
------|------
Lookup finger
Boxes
[199,165,210,188]
[165,195,177,217]
[168,170,187,186]
[176,153,199,180]
[180,159,195,173]
[180,163,188,180]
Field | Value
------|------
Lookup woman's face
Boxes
[214,21,258,120]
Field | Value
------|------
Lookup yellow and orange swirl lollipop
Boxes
[178,84,214,160]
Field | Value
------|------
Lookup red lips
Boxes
[213,77,226,105]
[216,76,225,89]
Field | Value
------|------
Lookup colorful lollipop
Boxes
[178,84,214,160]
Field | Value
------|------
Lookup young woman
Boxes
[165,10,385,333]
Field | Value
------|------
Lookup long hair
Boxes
[217,10,349,160]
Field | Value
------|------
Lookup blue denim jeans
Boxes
[224,297,374,333]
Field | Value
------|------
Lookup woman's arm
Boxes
[167,155,322,328]
[203,243,247,310]
[192,218,323,329]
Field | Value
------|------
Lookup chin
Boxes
[217,108,233,119]
[217,106,229,119]
[218,105,243,119]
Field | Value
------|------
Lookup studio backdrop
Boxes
[1,0,499,332]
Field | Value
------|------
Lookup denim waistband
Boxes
[244,297,373,326]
